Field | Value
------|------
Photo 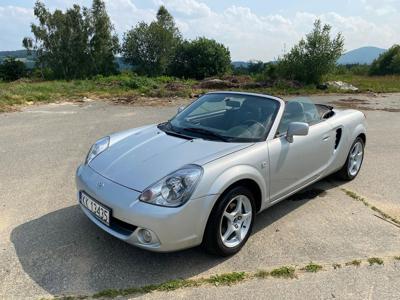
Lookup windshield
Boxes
[161,93,280,142]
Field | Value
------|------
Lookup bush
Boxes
[334,64,370,76]
[169,37,231,79]
[0,57,27,81]
[370,45,400,75]
[278,19,344,84]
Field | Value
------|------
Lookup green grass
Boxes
[0,74,195,112]
[269,266,296,279]
[92,278,200,298]
[2,73,400,112]
[394,256,400,260]
[301,262,323,273]
[205,272,246,286]
[367,257,384,266]
[329,74,400,93]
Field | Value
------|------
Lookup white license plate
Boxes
[80,192,110,226]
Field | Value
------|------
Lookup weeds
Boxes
[254,270,270,278]
[332,263,342,269]
[345,260,362,267]
[270,266,296,279]
[301,262,323,273]
[367,257,384,266]
[205,272,246,286]
[341,189,400,227]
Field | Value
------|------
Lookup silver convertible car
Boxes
[76,92,366,256]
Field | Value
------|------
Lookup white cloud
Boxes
[104,0,155,33]
[0,0,399,60]
[158,1,399,60]
[0,6,34,51]
[154,0,212,17]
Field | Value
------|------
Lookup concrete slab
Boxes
[0,94,399,298]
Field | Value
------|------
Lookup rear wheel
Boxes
[203,186,255,256]
[336,137,364,180]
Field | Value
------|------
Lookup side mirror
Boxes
[177,105,186,114]
[286,122,309,143]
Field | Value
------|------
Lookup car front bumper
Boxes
[75,164,216,252]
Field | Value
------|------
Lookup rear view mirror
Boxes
[286,122,309,143]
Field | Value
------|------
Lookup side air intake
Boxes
[335,128,342,150]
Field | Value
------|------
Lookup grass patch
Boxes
[254,270,270,278]
[270,266,296,279]
[345,260,362,267]
[329,74,400,93]
[394,256,400,260]
[367,257,384,266]
[301,262,323,273]
[342,189,400,227]
[205,272,246,286]
[2,74,400,112]
[0,74,194,111]
[332,263,342,269]
[92,278,199,298]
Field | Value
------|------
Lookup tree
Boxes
[89,0,119,76]
[169,38,231,79]
[370,45,400,75]
[0,57,27,81]
[23,0,118,79]
[122,6,181,76]
[278,19,344,84]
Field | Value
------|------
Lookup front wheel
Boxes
[336,137,364,180]
[203,186,255,256]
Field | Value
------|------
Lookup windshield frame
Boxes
[161,92,284,143]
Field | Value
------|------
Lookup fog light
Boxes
[139,228,152,244]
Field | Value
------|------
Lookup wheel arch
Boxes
[206,165,266,214]
[358,132,366,145]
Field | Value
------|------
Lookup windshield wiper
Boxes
[183,127,231,142]
[157,122,194,140]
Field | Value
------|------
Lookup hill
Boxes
[338,46,386,65]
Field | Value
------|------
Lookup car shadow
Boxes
[10,178,343,296]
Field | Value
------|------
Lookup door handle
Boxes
[322,135,330,141]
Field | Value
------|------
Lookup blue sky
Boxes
[0,0,399,60]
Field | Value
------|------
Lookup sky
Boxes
[0,0,399,61]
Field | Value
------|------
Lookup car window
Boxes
[277,97,321,135]
[167,93,280,142]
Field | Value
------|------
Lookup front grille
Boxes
[110,216,138,236]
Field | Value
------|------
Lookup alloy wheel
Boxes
[348,141,363,176]
[219,195,253,248]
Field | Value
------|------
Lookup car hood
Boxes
[89,125,252,191]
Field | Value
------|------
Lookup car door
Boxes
[267,98,335,202]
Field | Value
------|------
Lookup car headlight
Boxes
[85,136,110,164]
[139,165,203,207]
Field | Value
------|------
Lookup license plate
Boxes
[80,192,110,226]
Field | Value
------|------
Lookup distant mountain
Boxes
[231,61,250,68]
[0,50,36,68]
[338,46,386,65]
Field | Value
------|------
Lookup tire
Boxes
[336,137,364,181]
[203,186,256,256]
